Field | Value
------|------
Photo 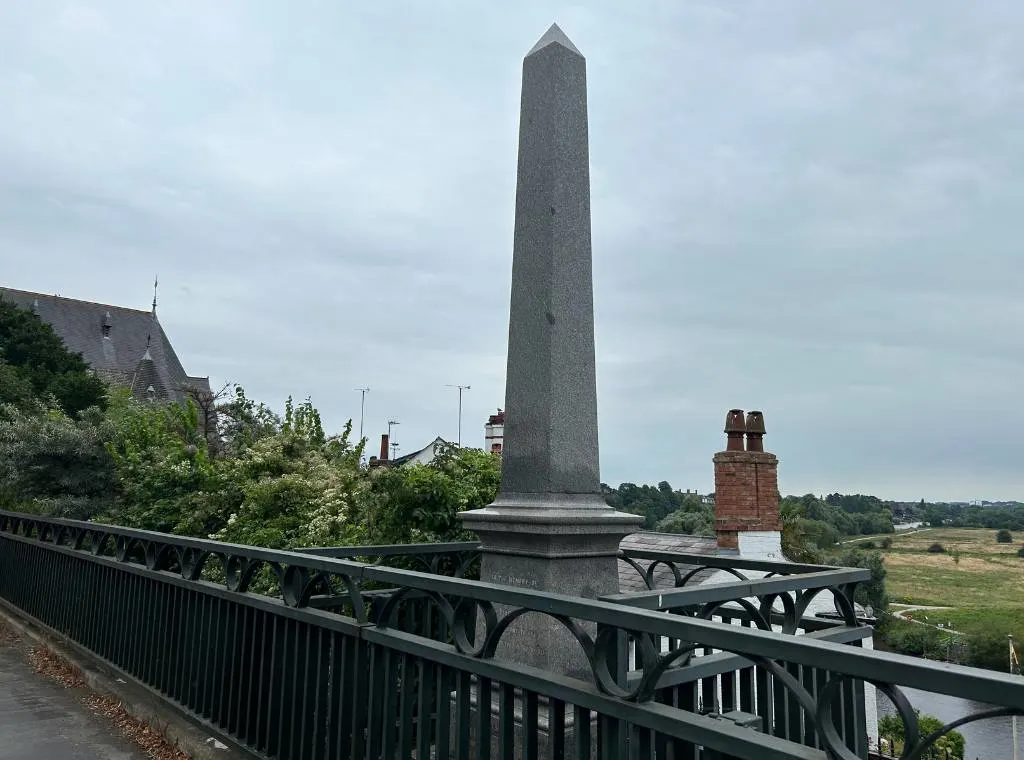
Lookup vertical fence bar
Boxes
[499,682,515,760]
[803,666,822,749]
[456,671,472,760]
[784,661,803,743]
[549,698,567,760]
[399,653,416,760]
[415,657,435,760]
[435,664,453,760]
[349,637,368,760]
[574,705,591,760]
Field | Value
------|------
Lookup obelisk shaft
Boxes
[459,25,639,680]
[501,29,599,497]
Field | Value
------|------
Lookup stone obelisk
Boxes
[459,24,641,678]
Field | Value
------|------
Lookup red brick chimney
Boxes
[713,409,780,550]
[379,433,390,461]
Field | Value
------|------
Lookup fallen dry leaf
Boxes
[83,693,190,760]
[27,643,191,759]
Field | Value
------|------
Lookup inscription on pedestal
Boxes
[490,573,539,589]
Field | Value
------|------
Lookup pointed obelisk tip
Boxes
[526,23,582,57]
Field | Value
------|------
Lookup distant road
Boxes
[840,527,932,544]
[891,605,962,635]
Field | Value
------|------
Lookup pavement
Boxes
[0,643,147,760]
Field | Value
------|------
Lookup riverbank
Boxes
[839,527,1024,672]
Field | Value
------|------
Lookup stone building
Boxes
[483,409,504,454]
[0,286,212,423]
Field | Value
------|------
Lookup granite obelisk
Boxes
[459,24,640,678]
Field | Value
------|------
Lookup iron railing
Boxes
[1,510,1021,760]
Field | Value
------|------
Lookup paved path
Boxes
[839,528,932,544]
[891,605,962,634]
[0,644,146,760]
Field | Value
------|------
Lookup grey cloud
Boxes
[1,1,1021,501]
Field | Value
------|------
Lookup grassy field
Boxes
[839,527,1024,641]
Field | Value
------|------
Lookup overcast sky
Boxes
[1,2,1021,502]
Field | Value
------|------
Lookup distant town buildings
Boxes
[484,409,504,454]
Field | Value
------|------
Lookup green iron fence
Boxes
[1,510,1021,760]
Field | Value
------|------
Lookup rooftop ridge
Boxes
[0,286,154,317]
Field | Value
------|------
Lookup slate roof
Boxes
[391,436,444,466]
[0,287,210,403]
[618,531,722,594]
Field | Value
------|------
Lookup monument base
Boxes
[459,493,640,679]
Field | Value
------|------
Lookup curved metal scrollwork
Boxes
[680,564,749,587]
[451,598,496,656]
[144,542,174,571]
[279,566,338,608]
[225,555,262,592]
[699,597,774,631]
[816,676,1024,760]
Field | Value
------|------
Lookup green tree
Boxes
[360,442,501,545]
[0,297,107,416]
[100,389,218,534]
[213,384,282,456]
[209,398,367,549]
[833,548,888,612]
[656,505,714,536]
[0,402,116,517]
[963,621,1017,671]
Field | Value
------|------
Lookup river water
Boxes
[876,687,1017,759]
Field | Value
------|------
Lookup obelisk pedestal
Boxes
[458,24,641,681]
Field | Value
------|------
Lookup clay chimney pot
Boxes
[745,411,765,452]
[725,409,745,451]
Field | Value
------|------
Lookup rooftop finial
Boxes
[152,274,158,316]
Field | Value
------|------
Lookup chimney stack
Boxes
[380,433,390,461]
[713,409,780,553]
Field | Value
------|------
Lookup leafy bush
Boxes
[996,529,1013,543]
[878,617,945,659]
[360,442,500,545]
[878,712,964,758]
[860,540,876,549]
[880,536,893,549]
[927,543,945,553]
[655,503,715,536]
[0,402,116,518]
[963,619,1018,672]
[832,548,888,612]
[1017,546,1024,558]
[0,296,108,416]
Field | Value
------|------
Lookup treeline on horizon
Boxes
[602,482,1024,549]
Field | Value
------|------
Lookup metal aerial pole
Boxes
[445,384,470,446]
[1012,635,1020,760]
[355,388,369,441]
